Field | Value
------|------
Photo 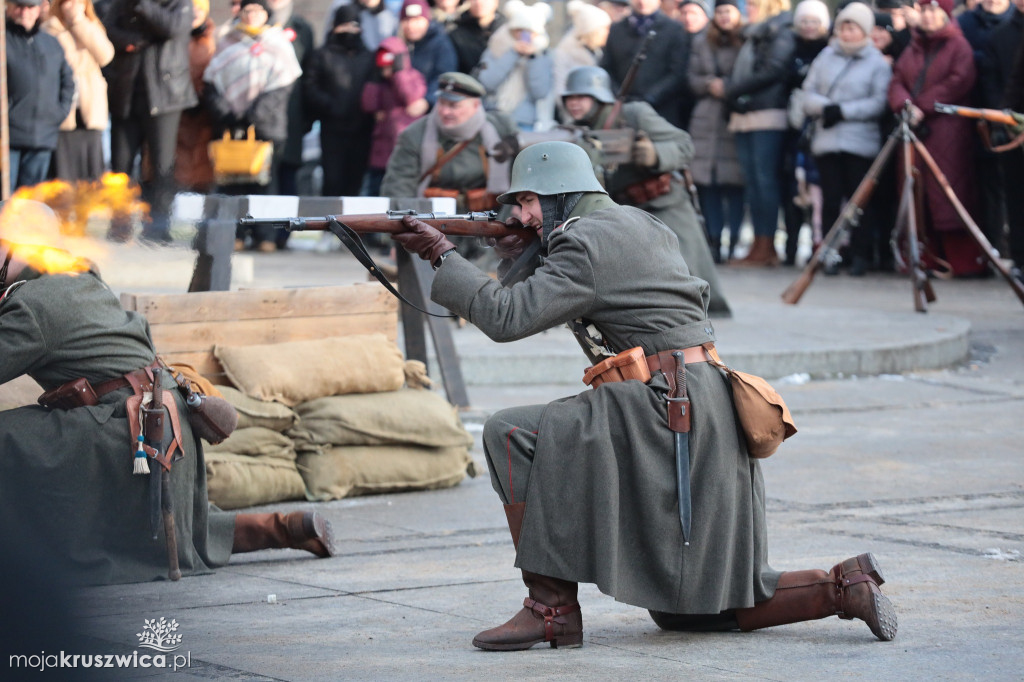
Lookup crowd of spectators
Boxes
[5,0,1024,276]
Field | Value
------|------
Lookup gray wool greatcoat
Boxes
[580,101,731,318]
[0,271,234,585]
[432,194,780,614]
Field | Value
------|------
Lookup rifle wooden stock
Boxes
[782,134,898,305]
[934,102,1023,127]
[605,30,656,130]
[238,213,535,242]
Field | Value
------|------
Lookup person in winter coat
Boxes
[390,141,898,651]
[400,0,457,107]
[5,0,75,191]
[43,0,115,183]
[688,0,746,263]
[304,4,377,197]
[476,0,555,131]
[888,0,983,277]
[361,36,428,196]
[102,0,195,242]
[725,0,796,266]
[780,0,830,266]
[802,3,892,276]
[552,0,612,104]
[324,0,398,50]
[448,0,504,73]
[174,0,217,194]
[600,0,692,127]
[203,0,302,250]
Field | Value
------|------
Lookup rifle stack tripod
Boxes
[781,101,1024,312]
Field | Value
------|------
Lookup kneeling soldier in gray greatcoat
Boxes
[0,200,337,585]
[393,142,897,650]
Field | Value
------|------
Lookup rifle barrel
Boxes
[237,214,534,241]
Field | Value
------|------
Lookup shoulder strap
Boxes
[419,139,473,183]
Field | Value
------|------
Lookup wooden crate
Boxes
[120,283,398,384]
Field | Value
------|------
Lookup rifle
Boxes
[935,102,1024,153]
[605,30,657,130]
[781,133,899,305]
[239,211,539,305]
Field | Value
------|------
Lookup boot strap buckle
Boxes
[523,598,581,641]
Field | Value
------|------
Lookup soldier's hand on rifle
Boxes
[632,132,658,168]
[488,230,527,261]
[393,215,457,267]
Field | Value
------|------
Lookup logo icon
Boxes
[136,617,183,652]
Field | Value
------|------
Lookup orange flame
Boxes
[11,172,150,238]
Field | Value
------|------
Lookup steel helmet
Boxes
[497,141,607,205]
[561,66,616,105]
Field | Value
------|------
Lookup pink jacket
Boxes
[361,37,427,169]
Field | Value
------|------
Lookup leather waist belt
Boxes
[645,345,711,375]
[92,361,161,398]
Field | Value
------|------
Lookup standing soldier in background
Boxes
[561,66,732,317]
[600,0,691,127]
[381,72,515,212]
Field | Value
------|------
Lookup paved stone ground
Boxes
[5,241,1024,680]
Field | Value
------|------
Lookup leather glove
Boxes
[631,132,658,168]
[489,232,527,260]
[822,104,843,129]
[392,215,456,267]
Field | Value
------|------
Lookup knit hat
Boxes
[835,1,874,36]
[922,0,954,17]
[400,0,430,20]
[504,0,552,35]
[715,0,741,8]
[793,0,831,30]
[333,3,362,26]
[679,0,711,16]
[874,0,902,9]
[567,0,611,35]
[239,0,270,13]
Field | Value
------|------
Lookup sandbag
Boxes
[214,333,405,406]
[297,444,475,502]
[205,452,307,510]
[205,427,297,460]
[217,385,299,432]
[289,388,474,454]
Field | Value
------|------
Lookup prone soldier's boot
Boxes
[734,553,897,641]
[472,503,584,651]
[232,511,337,558]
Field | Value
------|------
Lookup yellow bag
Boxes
[208,126,273,185]
[707,347,797,458]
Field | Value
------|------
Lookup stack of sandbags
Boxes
[203,386,306,510]
[210,333,475,505]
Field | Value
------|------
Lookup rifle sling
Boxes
[976,120,1024,154]
[326,219,457,319]
[419,140,473,183]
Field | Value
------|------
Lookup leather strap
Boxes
[420,140,472,183]
[645,345,711,374]
[523,598,581,642]
[92,360,160,398]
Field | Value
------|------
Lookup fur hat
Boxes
[504,0,552,35]
[793,0,831,30]
[835,2,874,36]
[567,0,611,36]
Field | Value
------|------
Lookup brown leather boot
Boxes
[472,503,583,651]
[232,511,337,558]
[735,553,897,641]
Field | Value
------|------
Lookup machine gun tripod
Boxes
[782,102,1024,312]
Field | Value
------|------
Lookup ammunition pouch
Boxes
[621,173,672,205]
[38,377,100,410]
[582,347,652,388]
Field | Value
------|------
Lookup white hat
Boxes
[793,0,831,31]
[835,2,875,37]
[567,0,611,36]
[505,0,552,35]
